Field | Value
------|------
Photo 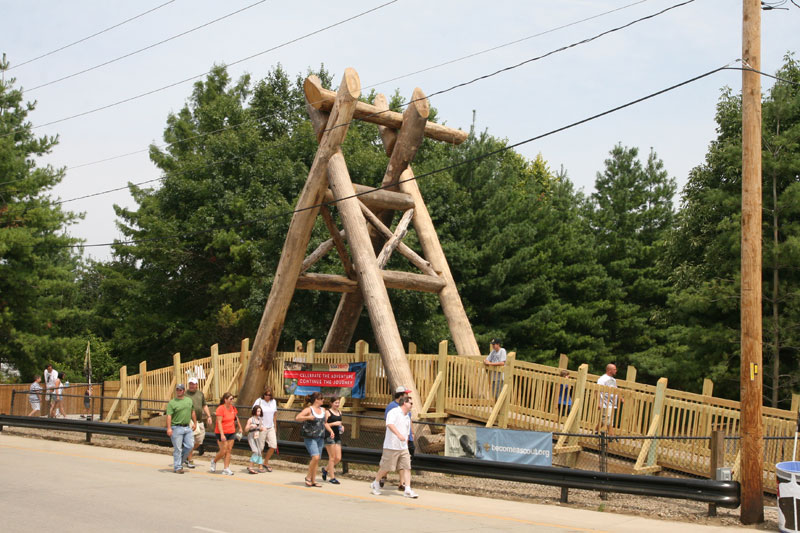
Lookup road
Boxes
[0,433,739,532]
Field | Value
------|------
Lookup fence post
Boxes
[498,352,516,429]
[239,338,250,394]
[408,342,417,355]
[646,378,668,467]
[173,352,181,387]
[211,344,220,403]
[352,340,368,439]
[558,353,569,370]
[139,361,147,421]
[791,394,800,414]
[626,365,637,383]
[437,340,448,414]
[306,339,316,364]
[708,429,724,516]
[702,379,714,398]
[120,365,128,420]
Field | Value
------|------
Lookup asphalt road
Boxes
[0,434,737,532]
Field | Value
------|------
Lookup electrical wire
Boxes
[0,0,686,192]
[0,0,398,140]
[7,0,176,71]
[35,63,736,250]
[26,0,270,92]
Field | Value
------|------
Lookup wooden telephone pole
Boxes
[740,0,763,524]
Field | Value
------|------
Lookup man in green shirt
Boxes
[184,377,212,468]
[166,384,196,474]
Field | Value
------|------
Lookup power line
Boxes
[7,0,177,71]
[0,0,681,192]
[45,63,735,250]
[26,0,270,92]
[0,0,398,140]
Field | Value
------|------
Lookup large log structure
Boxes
[239,69,480,434]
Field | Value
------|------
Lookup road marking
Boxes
[0,441,607,532]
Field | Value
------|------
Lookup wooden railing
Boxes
[99,337,798,493]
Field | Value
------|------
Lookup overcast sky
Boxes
[3,0,797,261]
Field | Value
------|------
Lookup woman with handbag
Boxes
[295,392,327,487]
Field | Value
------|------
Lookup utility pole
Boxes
[740,0,764,524]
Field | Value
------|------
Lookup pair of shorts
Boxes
[193,421,206,445]
[304,437,325,457]
[29,401,41,411]
[216,432,235,441]
[600,406,615,426]
[258,426,277,450]
[379,448,411,472]
[324,435,342,446]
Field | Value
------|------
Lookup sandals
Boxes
[248,468,258,475]
[265,465,273,472]
[304,478,320,487]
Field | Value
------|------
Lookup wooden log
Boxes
[322,89,428,353]
[239,69,361,406]
[325,146,422,425]
[324,183,414,211]
[300,237,336,274]
[296,271,445,293]
[377,209,414,268]
[319,206,353,277]
[374,94,480,357]
[359,200,438,278]
[304,75,467,145]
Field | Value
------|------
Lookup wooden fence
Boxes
[6,337,797,493]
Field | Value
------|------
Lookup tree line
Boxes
[1,55,798,406]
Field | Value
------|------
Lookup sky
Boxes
[2,0,798,262]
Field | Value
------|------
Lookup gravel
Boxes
[1,427,778,529]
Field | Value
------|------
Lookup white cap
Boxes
[395,385,411,394]
[188,377,199,385]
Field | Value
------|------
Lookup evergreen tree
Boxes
[0,57,116,381]
[588,144,676,379]
[665,55,800,402]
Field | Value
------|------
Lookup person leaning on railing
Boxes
[484,338,507,400]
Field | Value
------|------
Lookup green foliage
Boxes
[664,54,800,403]
[0,57,110,382]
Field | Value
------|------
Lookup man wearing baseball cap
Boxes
[484,338,507,399]
[381,385,415,490]
[184,377,212,468]
[166,384,197,474]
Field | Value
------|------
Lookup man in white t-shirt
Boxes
[484,338,507,399]
[370,396,418,498]
[595,363,623,436]
[43,364,58,416]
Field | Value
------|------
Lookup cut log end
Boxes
[408,87,430,120]
[342,67,361,101]
[304,75,325,110]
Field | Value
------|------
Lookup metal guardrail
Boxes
[0,414,739,508]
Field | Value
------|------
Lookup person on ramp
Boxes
[370,396,418,498]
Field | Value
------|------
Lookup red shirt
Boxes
[215,404,238,434]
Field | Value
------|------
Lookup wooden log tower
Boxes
[239,69,480,429]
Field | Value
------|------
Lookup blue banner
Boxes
[445,425,552,466]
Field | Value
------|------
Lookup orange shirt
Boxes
[215,404,238,434]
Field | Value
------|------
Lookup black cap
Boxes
[490,338,501,345]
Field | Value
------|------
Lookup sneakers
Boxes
[379,478,385,488]
[197,444,205,456]
[209,460,216,473]
[183,461,196,469]
[321,468,327,481]
[370,480,382,495]
[222,468,234,476]
[174,468,185,474]
[329,478,340,485]
[404,488,419,499]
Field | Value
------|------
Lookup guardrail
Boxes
[0,414,740,508]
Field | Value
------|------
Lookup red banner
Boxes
[283,370,356,388]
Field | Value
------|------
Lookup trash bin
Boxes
[777,461,800,532]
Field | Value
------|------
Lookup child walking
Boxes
[246,405,266,474]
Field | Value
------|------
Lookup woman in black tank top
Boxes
[322,398,344,484]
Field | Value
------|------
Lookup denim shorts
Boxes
[304,437,325,457]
